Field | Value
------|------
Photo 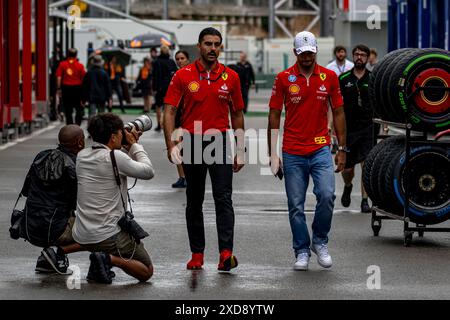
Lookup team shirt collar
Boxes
[293,62,320,77]
[195,59,223,74]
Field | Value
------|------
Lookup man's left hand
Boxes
[334,151,346,173]
[233,154,245,173]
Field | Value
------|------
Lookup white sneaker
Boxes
[293,253,310,271]
[311,244,332,268]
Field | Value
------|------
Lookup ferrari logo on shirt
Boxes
[67,68,73,76]
[289,84,300,94]
[222,72,228,81]
[320,73,326,81]
[188,81,200,93]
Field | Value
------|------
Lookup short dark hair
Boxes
[198,27,222,45]
[370,48,378,56]
[352,44,371,57]
[87,113,124,145]
[67,48,78,58]
[333,45,347,54]
[175,50,190,60]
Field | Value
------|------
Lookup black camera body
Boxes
[118,211,149,244]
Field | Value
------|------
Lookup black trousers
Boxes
[242,86,250,113]
[62,85,83,125]
[182,134,235,253]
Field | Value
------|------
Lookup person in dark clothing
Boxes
[136,57,153,113]
[170,50,191,189]
[107,56,126,113]
[20,125,86,274]
[56,48,86,125]
[236,51,255,113]
[152,45,178,131]
[338,44,374,213]
[83,55,112,117]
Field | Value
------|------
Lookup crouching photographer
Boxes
[72,113,155,284]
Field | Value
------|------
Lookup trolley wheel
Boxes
[404,231,413,247]
[371,218,382,237]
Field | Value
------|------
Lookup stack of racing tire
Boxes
[363,48,450,225]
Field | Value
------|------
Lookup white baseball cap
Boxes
[294,31,317,54]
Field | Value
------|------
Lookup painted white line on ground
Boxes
[132,189,313,195]
[0,124,58,151]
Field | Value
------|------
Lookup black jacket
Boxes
[20,146,77,246]
[236,61,255,89]
[82,65,112,104]
[152,54,178,93]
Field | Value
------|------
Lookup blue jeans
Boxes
[283,146,336,256]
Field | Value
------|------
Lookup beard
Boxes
[354,60,366,69]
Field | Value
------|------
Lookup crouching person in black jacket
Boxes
[20,125,86,274]
[72,113,155,284]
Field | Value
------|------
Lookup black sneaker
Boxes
[35,253,56,274]
[86,252,113,284]
[172,177,187,188]
[41,247,72,275]
[361,198,371,213]
[154,125,161,132]
[341,184,353,208]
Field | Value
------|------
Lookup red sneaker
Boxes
[218,250,238,271]
[187,253,204,270]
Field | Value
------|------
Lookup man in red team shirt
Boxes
[56,48,86,125]
[163,28,245,272]
[267,31,347,271]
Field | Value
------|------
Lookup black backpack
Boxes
[9,149,76,247]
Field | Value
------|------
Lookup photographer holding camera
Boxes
[72,113,155,284]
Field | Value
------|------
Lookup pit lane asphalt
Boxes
[1,113,449,300]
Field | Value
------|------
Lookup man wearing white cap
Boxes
[267,31,347,271]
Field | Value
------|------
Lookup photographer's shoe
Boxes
[41,247,72,275]
[218,250,238,272]
[35,253,56,274]
[87,252,113,284]
[172,177,187,188]
[187,253,204,270]
[341,184,353,208]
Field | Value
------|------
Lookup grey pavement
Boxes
[0,112,450,300]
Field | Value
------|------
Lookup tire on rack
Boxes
[369,48,413,121]
[387,48,450,132]
[385,144,450,224]
[363,135,405,205]
[369,137,405,208]
[377,48,418,122]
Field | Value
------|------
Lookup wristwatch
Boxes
[337,145,349,153]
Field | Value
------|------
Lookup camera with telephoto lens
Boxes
[122,114,153,145]
[118,211,149,244]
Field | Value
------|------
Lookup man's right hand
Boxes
[123,127,140,150]
[270,154,282,177]
[168,145,183,165]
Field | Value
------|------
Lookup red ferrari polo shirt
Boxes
[269,63,344,156]
[164,60,244,134]
[56,58,86,86]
